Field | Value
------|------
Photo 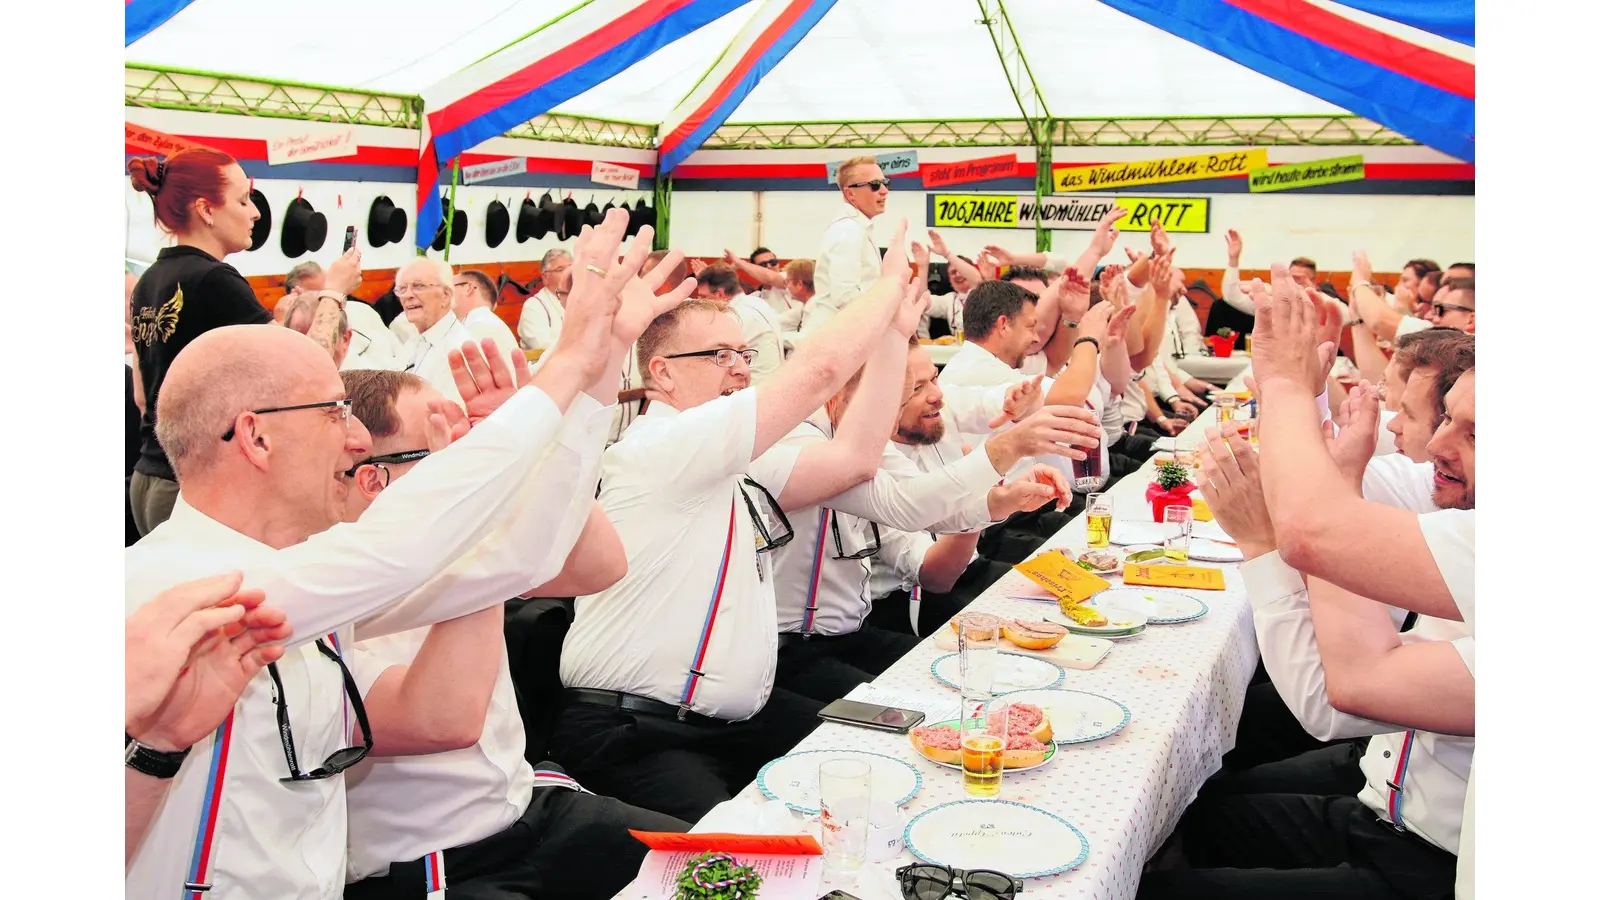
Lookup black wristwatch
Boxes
[1073,336,1100,352]
[126,734,191,779]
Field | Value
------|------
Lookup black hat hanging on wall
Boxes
[248,189,272,251]
[484,200,510,248]
[366,195,408,248]
[560,195,583,241]
[536,192,563,240]
[281,196,328,258]
[583,197,603,228]
[516,195,541,242]
[430,197,468,251]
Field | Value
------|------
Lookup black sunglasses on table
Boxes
[846,179,892,192]
[265,639,374,783]
[897,864,1021,900]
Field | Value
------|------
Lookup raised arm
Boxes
[1309,576,1474,736]
[360,605,505,757]
[724,249,787,289]
[1218,228,1257,315]
[755,222,913,456]
[521,503,628,598]
[929,230,984,288]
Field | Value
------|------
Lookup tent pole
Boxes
[1034,122,1052,254]
[444,156,461,261]
[653,172,673,251]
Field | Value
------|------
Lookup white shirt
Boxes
[400,313,475,408]
[463,306,522,368]
[728,294,784,384]
[389,310,419,345]
[1458,764,1474,899]
[517,288,565,351]
[1241,533,1474,855]
[1396,314,1433,338]
[765,417,999,636]
[940,340,1111,490]
[124,387,569,900]
[1157,302,1207,392]
[760,286,801,319]
[1220,267,1255,315]
[870,426,983,600]
[561,390,799,720]
[919,290,966,340]
[1363,455,1439,514]
[343,300,399,371]
[803,203,880,334]
[342,399,612,881]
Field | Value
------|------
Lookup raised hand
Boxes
[1087,205,1129,259]
[928,229,953,259]
[448,338,529,425]
[1147,248,1176,300]
[1104,303,1139,344]
[722,249,738,265]
[891,279,932,338]
[1197,425,1275,559]
[1076,296,1117,344]
[1099,264,1128,309]
[1225,229,1243,266]
[1242,262,1329,392]
[975,251,1000,280]
[911,240,931,287]
[1149,218,1173,257]
[1322,380,1381,490]
[537,208,644,400]
[990,374,1045,428]
[614,234,698,347]
[127,572,292,753]
[1059,267,1092,324]
[981,245,1017,268]
[326,247,364,295]
[1351,249,1374,286]
[688,258,708,276]
[1393,282,1417,313]
[880,218,912,283]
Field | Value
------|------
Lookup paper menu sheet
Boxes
[846,682,961,724]
[633,851,823,900]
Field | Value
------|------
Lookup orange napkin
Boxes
[1014,550,1112,604]
[629,832,823,855]
[1123,564,1226,591]
[1191,498,1215,522]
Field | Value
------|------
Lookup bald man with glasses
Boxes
[803,156,893,335]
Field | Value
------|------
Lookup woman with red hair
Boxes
[127,148,272,536]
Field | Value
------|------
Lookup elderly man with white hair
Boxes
[519,248,573,351]
[393,256,476,407]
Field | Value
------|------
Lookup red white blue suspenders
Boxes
[800,508,832,637]
[1385,730,1418,831]
[678,497,739,719]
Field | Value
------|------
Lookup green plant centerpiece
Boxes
[676,852,762,900]
[1147,460,1197,520]
[1207,326,1239,357]
[1214,326,1235,338]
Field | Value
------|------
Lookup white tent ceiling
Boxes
[128,0,1344,123]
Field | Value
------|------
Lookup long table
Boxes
[615,374,1258,899]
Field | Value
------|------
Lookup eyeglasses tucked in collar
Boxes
[846,179,892,192]
[831,512,882,560]
[266,639,373,783]
[343,448,431,483]
[222,398,351,442]
[665,347,759,368]
[738,477,794,553]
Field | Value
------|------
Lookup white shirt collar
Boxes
[417,311,462,344]
[831,201,875,229]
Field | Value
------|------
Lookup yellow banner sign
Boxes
[1110,197,1209,233]
[930,194,1020,229]
[1053,149,1267,192]
[929,194,1209,233]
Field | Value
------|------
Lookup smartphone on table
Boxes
[818,699,926,733]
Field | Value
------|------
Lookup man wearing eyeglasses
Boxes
[697,262,784,383]
[453,268,522,366]
[519,248,573,352]
[333,368,690,900]
[802,156,893,335]
[393,256,477,408]
[122,210,684,900]
[554,231,932,822]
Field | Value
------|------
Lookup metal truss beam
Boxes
[502,112,658,149]
[125,64,418,128]
[975,0,1050,138]
[701,119,1039,150]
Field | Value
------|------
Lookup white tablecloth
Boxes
[615,369,1261,900]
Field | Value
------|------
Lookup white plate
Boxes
[1189,538,1244,563]
[904,800,1089,878]
[909,719,1057,772]
[1043,611,1146,641]
[999,688,1133,744]
[756,750,922,815]
[930,652,1064,692]
[1110,522,1168,546]
[1091,588,1209,624]
[1044,603,1148,635]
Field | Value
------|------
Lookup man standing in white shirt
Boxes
[554,233,929,821]
[394,257,478,408]
[337,359,692,900]
[453,268,523,366]
[518,248,572,351]
[802,156,890,334]
[697,263,784,383]
[122,211,670,900]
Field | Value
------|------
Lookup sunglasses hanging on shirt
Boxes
[266,639,374,783]
[738,477,794,553]
[830,512,882,560]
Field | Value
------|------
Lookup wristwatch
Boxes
[1073,336,1100,352]
[126,734,191,779]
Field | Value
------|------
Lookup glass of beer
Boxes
[1243,333,1252,355]
[1086,493,1112,548]
[960,696,1006,797]
[953,302,965,343]
[1163,506,1194,563]
[819,759,871,871]
[1215,394,1238,424]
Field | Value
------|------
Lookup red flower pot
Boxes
[1207,334,1237,358]
[1146,481,1196,521]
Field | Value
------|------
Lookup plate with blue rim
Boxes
[904,799,1089,878]
[930,652,1064,692]
[1090,588,1209,625]
[755,749,921,815]
[997,688,1132,744]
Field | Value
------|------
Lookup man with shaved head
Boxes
[123,210,688,900]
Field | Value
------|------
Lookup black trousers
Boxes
[1113,430,1159,463]
[1138,743,1455,900]
[977,502,1073,565]
[546,686,824,824]
[343,781,689,900]
[867,557,1013,637]
[774,626,921,703]
[1223,678,1355,772]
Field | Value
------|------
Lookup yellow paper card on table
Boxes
[1014,550,1112,604]
[1191,498,1214,522]
[1124,565,1227,591]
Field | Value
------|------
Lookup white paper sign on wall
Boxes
[266,127,359,166]
[462,157,528,184]
[590,161,641,189]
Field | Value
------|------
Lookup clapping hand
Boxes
[1099,264,1128,308]
[928,229,954,259]
[449,338,532,426]
[1241,262,1332,393]
[1059,267,1092,324]
[1087,206,1128,260]
[614,234,697,348]
[1197,425,1275,559]
[880,219,912,284]
[1352,250,1374,287]
[1322,380,1382,490]
[1149,218,1173,257]
[991,375,1045,428]
[981,244,1017,269]
[1104,303,1139,344]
